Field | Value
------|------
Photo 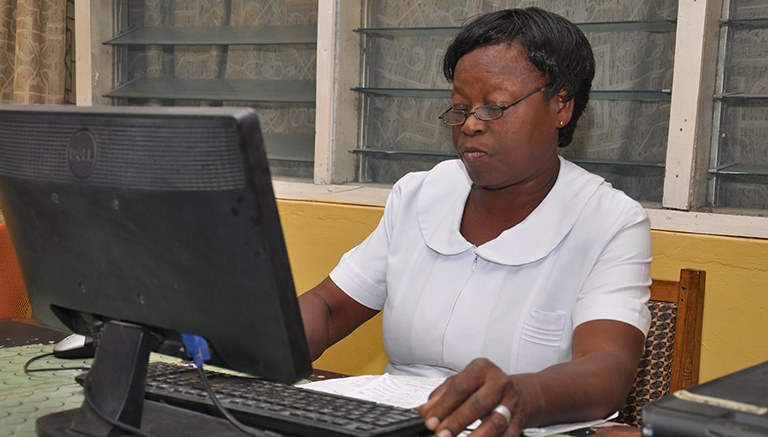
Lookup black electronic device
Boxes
[642,360,768,436]
[0,104,312,436]
[143,361,428,437]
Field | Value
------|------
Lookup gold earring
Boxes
[559,121,565,127]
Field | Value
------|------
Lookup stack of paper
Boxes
[299,373,617,436]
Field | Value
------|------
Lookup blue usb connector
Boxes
[181,333,211,367]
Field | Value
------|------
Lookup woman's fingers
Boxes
[419,359,527,436]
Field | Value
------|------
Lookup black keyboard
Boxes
[143,362,429,437]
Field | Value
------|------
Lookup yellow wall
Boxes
[650,231,768,381]
[278,198,768,382]
[278,199,388,375]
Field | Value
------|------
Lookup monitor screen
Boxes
[0,104,312,432]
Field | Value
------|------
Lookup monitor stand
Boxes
[36,320,268,437]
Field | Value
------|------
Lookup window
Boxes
[710,0,768,212]
[353,1,677,208]
[105,0,318,179]
[79,0,768,237]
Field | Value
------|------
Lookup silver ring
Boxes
[492,404,512,426]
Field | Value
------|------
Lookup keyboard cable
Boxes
[23,351,90,374]
[79,358,278,437]
[82,379,156,437]
[183,333,280,437]
[22,350,152,436]
[23,348,273,436]
[193,362,282,437]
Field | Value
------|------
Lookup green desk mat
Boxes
[0,344,89,436]
[0,345,187,437]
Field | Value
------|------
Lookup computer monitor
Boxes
[0,104,312,435]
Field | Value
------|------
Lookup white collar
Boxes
[417,157,604,266]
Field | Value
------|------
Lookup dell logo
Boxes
[67,129,97,179]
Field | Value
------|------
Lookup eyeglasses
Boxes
[438,85,547,127]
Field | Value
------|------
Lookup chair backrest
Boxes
[617,268,706,426]
[1,222,31,319]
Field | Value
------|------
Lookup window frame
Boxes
[75,0,768,239]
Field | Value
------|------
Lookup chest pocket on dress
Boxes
[518,308,567,373]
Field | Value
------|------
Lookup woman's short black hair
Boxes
[443,7,595,148]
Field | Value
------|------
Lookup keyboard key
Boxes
[144,362,429,437]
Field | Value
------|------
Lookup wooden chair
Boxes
[617,268,706,426]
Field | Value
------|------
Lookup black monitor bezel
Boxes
[0,104,312,384]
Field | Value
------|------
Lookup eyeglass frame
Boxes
[438,84,550,127]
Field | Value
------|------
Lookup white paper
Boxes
[300,374,617,436]
[298,374,381,396]
[300,373,444,409]
[521,411,618,436]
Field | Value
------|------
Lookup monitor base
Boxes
[37,399,276,437]
[36,321,277,437]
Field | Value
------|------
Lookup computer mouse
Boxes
[53,333,95,359]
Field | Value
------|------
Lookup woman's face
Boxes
[450,43,573,190]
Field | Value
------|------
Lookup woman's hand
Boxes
[418,358,528,437]
[417,320,646,436]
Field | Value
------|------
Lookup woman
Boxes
[299,7,651,437]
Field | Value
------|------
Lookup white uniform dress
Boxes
[329,157,651,378]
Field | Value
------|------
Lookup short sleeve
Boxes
[328,181,406,311]
[572,200,652,335]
